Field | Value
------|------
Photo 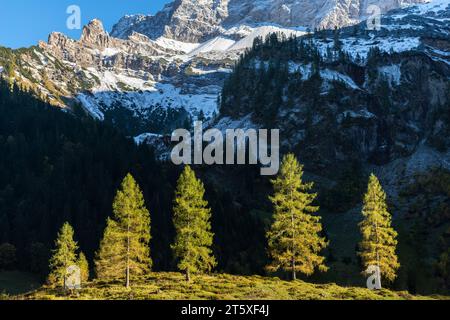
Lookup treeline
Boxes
[47,154,399,288]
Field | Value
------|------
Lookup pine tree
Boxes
[198,110,206,122]
[48,222,78,287]
[359,174,400,285]
[0,243,16,270]
[95,174,151,288]
[172,166,216,281]
[333,26,342,54]
[95,218,124,280]
[77,252,89,283]
[266,154,328,280]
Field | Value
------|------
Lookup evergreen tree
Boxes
[358,174,400,285]
[0,243,17,270]
[266,154,328,280]
[77,252,89,283]
[48,222,78,287]
[333,26,342,54]
[29,242,50,277]
[172,166,216,281]
[95,218,124,280]
[198,110,206,122]
[95,174,152,288]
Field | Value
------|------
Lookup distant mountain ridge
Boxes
[111,0,427,42]
[0,0,447,137]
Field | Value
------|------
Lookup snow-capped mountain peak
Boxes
[111,0,428,43]
[3,0,448,137]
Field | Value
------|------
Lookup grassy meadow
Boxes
[4,272,448,300]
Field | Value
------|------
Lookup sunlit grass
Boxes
[13,272,448,300]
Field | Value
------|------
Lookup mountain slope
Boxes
[214,0,450,294]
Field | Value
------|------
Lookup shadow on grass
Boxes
[0,271,42,295]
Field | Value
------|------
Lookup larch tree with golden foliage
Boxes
[359,174,400,285]
[266,154,328,280]
[95,218,123,280]
[77,252,89,284]
[172,166,216,282]
[95,174,151,288]
[48,222,78,287]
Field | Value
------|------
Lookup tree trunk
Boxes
[186,270,191,282]
[292,259,297,281]
[291,205,296,281]
[126,265,130,288]
[126,213,131,289]
[374,219,382,289]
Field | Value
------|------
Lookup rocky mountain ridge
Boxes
[1,12,306,134]
[111,0,427,42]
[0,0,447,137]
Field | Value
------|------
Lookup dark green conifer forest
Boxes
[0,80,270,280]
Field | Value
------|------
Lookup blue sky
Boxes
[0,0,171,49]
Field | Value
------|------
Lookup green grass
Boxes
[11,272,449,300]
[0,271,42,296]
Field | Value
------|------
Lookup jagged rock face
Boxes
[111,0,426,42]
[33,9,241,134]
[164,0,229,41]
[80,19,110,48]
[112,0,229,42]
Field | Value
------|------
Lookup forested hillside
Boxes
[0,80,177,276]
[0,81,272,282]
[217,32,450,294]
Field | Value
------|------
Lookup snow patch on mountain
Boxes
[79,82,218,120]
[379,65,402,86]
[86,68,155,92]
[315,37,422,60]
[288,62,313,79]
[102,48,121,57]
[228,25,307,51]
[412,0,450,14]
[154,37,201,53]
[189,37,236,55]
[189,67,233,75]
[77,93,105,121]
[134,132,163,145]
[321,69,360,89]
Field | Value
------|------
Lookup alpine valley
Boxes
[0,0,450,297]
